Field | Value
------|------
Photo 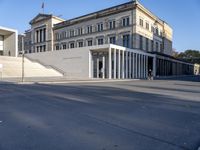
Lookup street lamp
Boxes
[21,36,25,82]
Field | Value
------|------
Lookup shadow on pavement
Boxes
[0,82,200,150]
[155,75,200,82]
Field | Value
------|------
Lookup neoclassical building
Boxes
[28,14,64,53]
[23,0,194,79]
[53,1,172,56]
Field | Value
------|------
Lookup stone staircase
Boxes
[0,56,63,78]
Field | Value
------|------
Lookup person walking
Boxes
[148,69,153,80]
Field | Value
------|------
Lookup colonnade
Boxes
[108,48,152,79]
[90,45,194,79]
[35,28,46,43]
[156,58,194,76]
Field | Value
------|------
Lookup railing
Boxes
[24,55,66,76]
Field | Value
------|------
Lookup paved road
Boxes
[0,76,200,150]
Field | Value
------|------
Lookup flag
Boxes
[42,2,44,9]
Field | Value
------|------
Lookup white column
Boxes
[138,54,141,78]
[118,50,121,79]
[114,49,117,79]
[122,51,125,79]
[109,47,112,79]
[38,30,40,43]
[129,52,132,79]
[97,57,99,78]
[89,51,93,78]
[136,54,138,78]
[132,53,135,79]
[126,51,128,79]
[141,55,143,78]
[102,56,105,79]
[41,29,44,42]
[35,30,38,43]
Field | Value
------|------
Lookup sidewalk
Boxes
[0,77,139,84]
[1,75,199,85]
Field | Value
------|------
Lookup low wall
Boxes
[26,47,90,79]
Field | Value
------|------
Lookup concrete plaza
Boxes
[0,76,200,150]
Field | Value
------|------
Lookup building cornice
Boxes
[54,1,136,30]
[30,13,64,25]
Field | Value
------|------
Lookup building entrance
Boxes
[92,51,107,79]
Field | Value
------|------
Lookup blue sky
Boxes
[0,0,199,52]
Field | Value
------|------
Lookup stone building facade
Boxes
[28,14,64,53]
[23,0,194,79]
[53,1,172,56]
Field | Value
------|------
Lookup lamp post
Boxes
[21,36,25,82]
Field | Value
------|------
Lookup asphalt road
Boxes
[0,76,200,150]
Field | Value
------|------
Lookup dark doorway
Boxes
[148,57,153,71]
[99,61,103,78]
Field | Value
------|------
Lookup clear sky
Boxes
[0,0,199,52]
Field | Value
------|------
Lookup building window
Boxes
[146,38,149,51]
[55,33,60,40]
[88,40,93,46]
[160,31,163,37]
[70,30,75,37]
[146,22,149,30]
[97,23,103,32]
[63,44,67,50]
[98,38,104,45]
[151,26,154,33]
[78,28,83,36]
[109,36,116,44]
[60,31,66,39]
[160,43,163,52]
[43,45,46,52]
[151,40,154,51]
[87,25,92,34]
[70,43,75,49]
[123,34,130,48]
[78,41,83,47]
[55,45,60,50]
[36,46,39,52]
[122,17,130,27]
[139,19,143,27]
[62,31,67,39]
[156,42,159,51]
[40,46,43,52]
[109,20,116,29]
[155,28,159,35]
[139,35,143,50]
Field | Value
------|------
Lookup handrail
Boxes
[24,55,66,76]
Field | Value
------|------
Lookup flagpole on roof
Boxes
[42,2,44,14]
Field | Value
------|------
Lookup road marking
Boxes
[0,121,2,123]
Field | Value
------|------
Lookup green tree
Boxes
[176,50,200,64]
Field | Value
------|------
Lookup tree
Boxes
[176,50,200,64]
